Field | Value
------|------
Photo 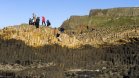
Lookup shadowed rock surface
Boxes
[0,28,139,78]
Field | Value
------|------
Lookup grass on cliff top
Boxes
[63,16,139,36]
[90,16,139,33]
[89,16,139,26]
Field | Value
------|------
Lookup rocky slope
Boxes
[61,7,139,46]
[0,24,81,48]
[0,25,139,78]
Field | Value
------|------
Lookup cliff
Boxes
[89,7,139,16]
[0,24,139,78]
[61,7,139,46]
[61,7,139,31]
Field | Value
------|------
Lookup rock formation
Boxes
[0,7,139,78]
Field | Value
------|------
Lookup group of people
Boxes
[29,13,51,28]
[28,13,65,41]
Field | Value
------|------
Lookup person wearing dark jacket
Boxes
[46,20,51,26]
[29,18,32,25]
[60,27,65,33]
[35,17,40,28]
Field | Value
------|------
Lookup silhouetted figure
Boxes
[35,17,40,28]
[60,27,65,33]
[29,18,32,25]
[42,16,46,26]
[46,20,51,26]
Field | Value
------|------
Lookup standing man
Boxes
[46,20,51,26]
[42,16,46,26]
[35,17,40,28]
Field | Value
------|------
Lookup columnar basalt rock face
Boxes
[0,25,139,78]
[0,25,81,48]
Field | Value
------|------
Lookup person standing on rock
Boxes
[46,20,51,26]
[35,17,40,28]
[29,18,32,25]
[42,16,46,26]
[59,27,65,33]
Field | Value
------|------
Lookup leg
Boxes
[44,21,46,26]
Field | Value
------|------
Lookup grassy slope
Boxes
[61,14,139,47]
[61,7,139,34]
